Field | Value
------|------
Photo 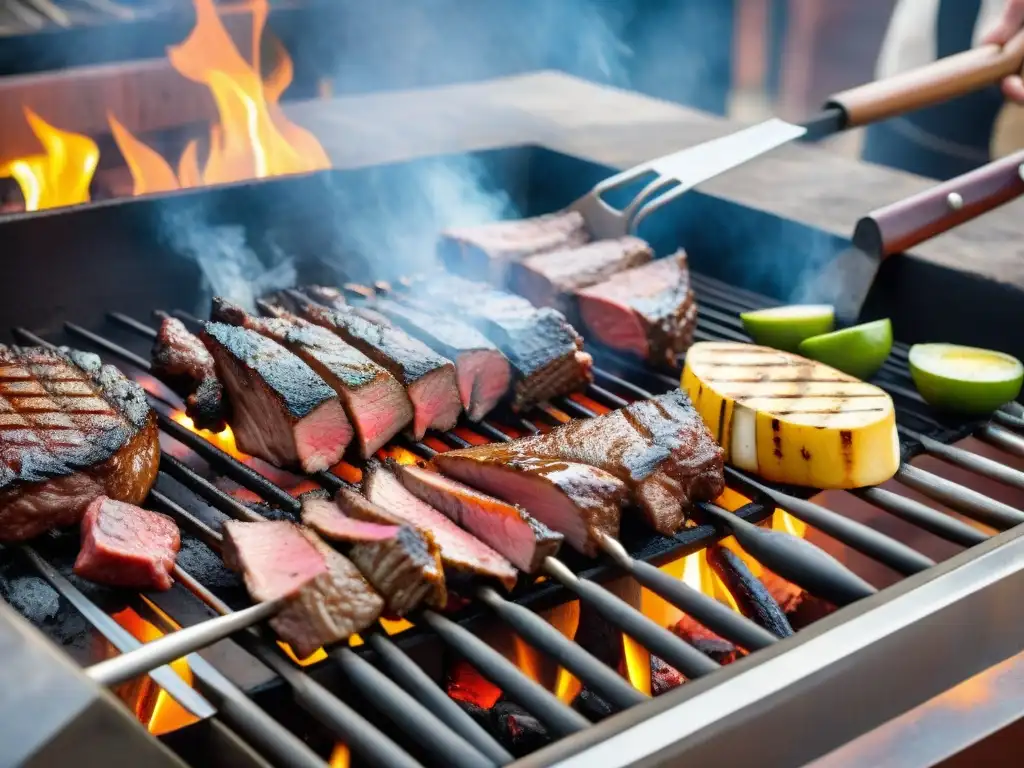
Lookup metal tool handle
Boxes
[852,149,1024,258]
[826,28,1024,128]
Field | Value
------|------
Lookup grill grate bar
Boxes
[896,464,1024,531]
[979,424,1024,457]
[852,487,990,547]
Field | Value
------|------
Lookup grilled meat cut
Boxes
[302,489,446,614]
[151,316,228,431]
[0,346,160,542]
[412,275,594,410]
[222,520,383,658]
[73,496,180,591]
[440,210,591,285]
[363,460,518,590]
[392,463,563,572]
[370,298,512,420]
[577,252,698,367]
[211,299,412,458]
[510,236,653,316]
[433,453,625,556]
[201,323,352,472]
[299,304,462,438]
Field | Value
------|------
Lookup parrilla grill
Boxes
[3,147,1024,768]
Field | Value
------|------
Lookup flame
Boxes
[328,744,350,768]
[0,108,99,212]
[509,601,582,703]
[379,446,421,466]
[108,114,179,195]
[622,634,652,696]
[171,410,248,461]
[110,607,198,735]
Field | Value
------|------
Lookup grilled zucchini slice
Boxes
[682,341,900,488]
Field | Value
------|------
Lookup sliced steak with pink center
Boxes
[222,520,383,658]
[440,210,591,284]
[201,323,352,472]
[363,460,517,590]
[303,490,446,614]
[212,298,412,458]
[151,316,227,431]
[300,304,461,439]
[576,252,698,367]
[392,463,562,572]
[510,236,653,316]
[433,452,625,556]
[73,496,180,590]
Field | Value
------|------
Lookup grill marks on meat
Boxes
[392,463,562,572]
[302,490,446,614]
[299,304,462,438]
[510,236,653,316]
[222,520,383,658]
[434,453,625,557]
[151,317,227,431]
[413,276,593,411]
[577,252,698,367]
[0,346,159,542]
[440,210,591,284]
[363,460,518,590]
[73,496,180,591]
[211,299,412,458]
[201,323,352,472]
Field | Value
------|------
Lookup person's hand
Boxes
[982,0,1024,103]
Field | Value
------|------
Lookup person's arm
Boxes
[982,0,1024,102]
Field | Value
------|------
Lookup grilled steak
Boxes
[222,520,383,658]
[0,346,160,542]
[370,298,512,421]
[577,252,698,367]
[302,490,446,614]
[510,236,653,316]
[299,304,462,438]
[413,275,594,410]
[363,460,518,590]
[151,316,228,431]
[433,453,625,556]
[212,299,412,458]
[392,463,562,572]
[201,323,352,472]
[445,390,723,534]
[73,496,180,590]
[440,211,591,284]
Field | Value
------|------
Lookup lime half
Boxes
[740,305,835,352]
[798,319,893,380]
[909,343,1023,415]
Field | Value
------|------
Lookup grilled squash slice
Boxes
[682,341,899,488]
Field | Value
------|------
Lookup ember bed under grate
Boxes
[4,147,1024,768]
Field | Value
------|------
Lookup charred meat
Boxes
[433,453,625,556]
[363,460,518,590]
[577,252,698,367]
[392,463,563,572]
[222,520,383,658]
[212,298,412,458]
[413,275,593,411]
[300,304,462,439]
[151,316,227,431]
[440,210,591,285]
[303,489,446,614]
[0,346,159,542]
[510,236,653,316]
[201,323,352,472]
[73,496,180,591]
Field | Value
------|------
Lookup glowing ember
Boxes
[0,108,99,211]
[110,607,198,735]
[448,659,502,710]
[378,446,421,466]
[171,410,248,461]
[328,743,350,768]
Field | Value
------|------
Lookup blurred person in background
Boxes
[863,0,1024,179]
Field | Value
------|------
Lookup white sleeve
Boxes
[875,0,940,78]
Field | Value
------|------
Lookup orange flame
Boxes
[171,410,249,461]
[328,743,350,768]
[0,108,99,211]
[110,607,198,735]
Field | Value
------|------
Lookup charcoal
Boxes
[574,599,623,669]
[571,687,615,721]
[650,655,685,696]
[706,545,793,638]
[671,619,739,666]
[786,592,837,631]
[454,699,493,731]
[492,700,551,757]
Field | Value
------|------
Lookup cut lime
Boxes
[908,343,1023,415]
[798,319,893,380]
[739,305,835,352]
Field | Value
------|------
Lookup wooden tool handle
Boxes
[853,150,1024,258]
[826,28,1024,128]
